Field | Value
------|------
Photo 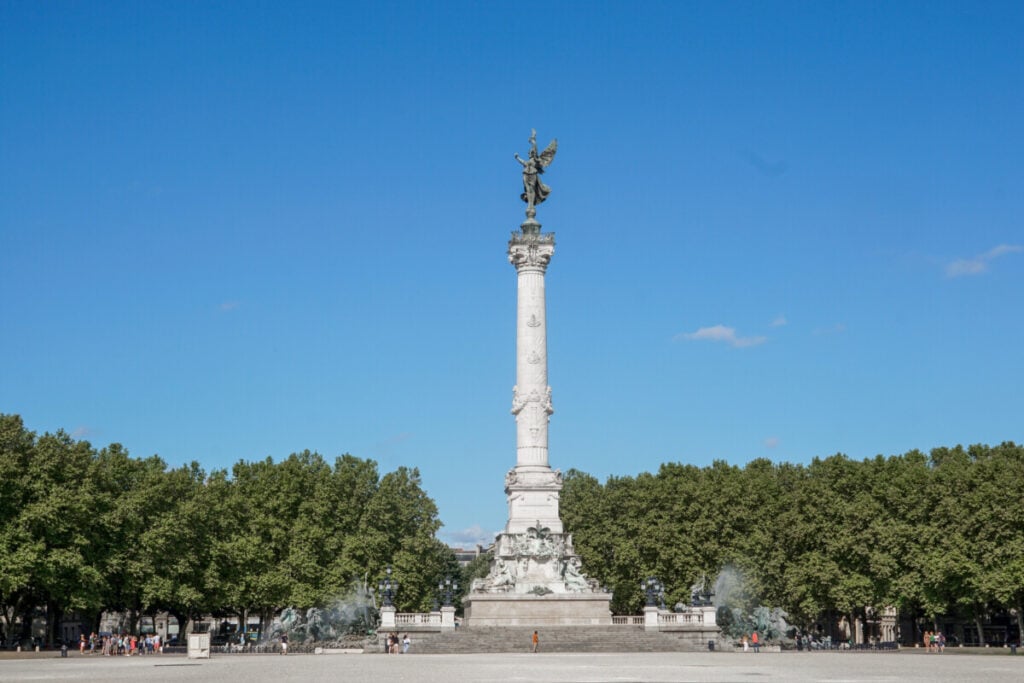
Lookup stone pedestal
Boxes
[379,605,396,630]
[464,592,613,626]
[643,606,660,632]
[440,606,456,630]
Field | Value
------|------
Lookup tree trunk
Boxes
[18,604,34,645]
[259,607,274,639]
[974,615,984,646]
[1016,601,1023,646]
[46,601,64,646]
[167,609,187,641]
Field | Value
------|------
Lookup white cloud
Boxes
[219,300,241,312]
[763,436,780,449]
[770,315,787,327]
[443,524,495,547]
[675,324,767,348]
[740,150,789,178]
[946,244,1022,278]
[812,323,847,336]
[71,426,97,439]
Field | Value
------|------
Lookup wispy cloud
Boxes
[674,324,767,348]
[369,432,414,464]
[740,150,789,178]
[770,315,787,328]
[219,300,241,312]
[812,323,847,336]
[946,244,1022,278]
[375,432,413,448]
[443,524,495,547]
[71,426,97,439]
[763,436,780,449]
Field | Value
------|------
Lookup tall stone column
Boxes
[463,132,612,625]
[504,218,563,535]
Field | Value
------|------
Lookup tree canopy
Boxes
[0,414,454,642]
[560,443,1024,641]
[3,411,1020,645]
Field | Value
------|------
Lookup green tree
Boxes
[138,462,213,636]
[1,423,102,643]
[349,466,442,611]
[0,415,39,640]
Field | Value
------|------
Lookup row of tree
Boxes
[560,442,1024,643]
[0,414,459,644]
[4,411,1021,645]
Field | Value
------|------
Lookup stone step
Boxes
[382,626,720,654]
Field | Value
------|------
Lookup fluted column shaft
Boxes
[508,231,555,469]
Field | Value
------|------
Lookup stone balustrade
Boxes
[395,612,442,626]
[658,611,705,626]
[387,612,706,630]
[612,616,645,625]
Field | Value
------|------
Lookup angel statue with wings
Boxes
[514,129,558,215]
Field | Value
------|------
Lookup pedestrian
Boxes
[742,634,748,652]
[402,633,410,654]
[280,632,288,655]
[751,630,760,653]
[532,630,539,653]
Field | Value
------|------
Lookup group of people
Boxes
[740,631,761,653]
[79,631,164,656]
[923,630,946,652]
[383,632,410,654]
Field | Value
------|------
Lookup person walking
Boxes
[280,632,288,655]
[741,634,749,652]
[402,633,410,654]
[751,630,760,653]
[532,630,539,653]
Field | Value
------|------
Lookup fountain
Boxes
[712,566,792,644]
[263,583,378,652]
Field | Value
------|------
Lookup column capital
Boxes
[508,230,555,272]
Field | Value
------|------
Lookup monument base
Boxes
[463,592,613,626]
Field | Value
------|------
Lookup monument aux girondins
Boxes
[462,131,614,625]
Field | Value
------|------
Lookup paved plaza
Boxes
[1,651,1021,683]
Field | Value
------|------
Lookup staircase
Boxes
[391,626,718,654]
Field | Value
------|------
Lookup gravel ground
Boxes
[0,650,1021,683]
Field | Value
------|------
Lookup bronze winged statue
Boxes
[514,129,558,217]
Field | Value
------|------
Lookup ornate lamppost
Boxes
[641,576,665,632]
[438,576,459,607]
[642,576,664,608]
[691,576,715,608]
[378,565,399,608]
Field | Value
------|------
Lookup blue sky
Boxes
[2,2,1021,546]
